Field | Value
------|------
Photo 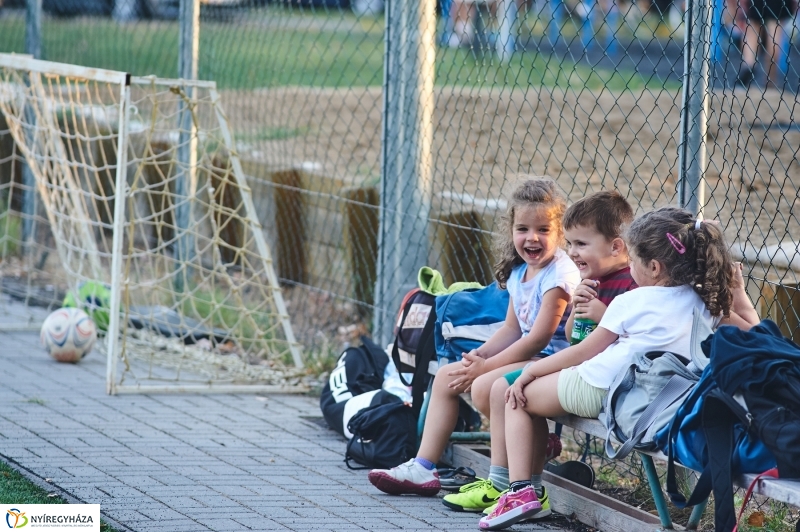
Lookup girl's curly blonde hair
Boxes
[493,177,566,288]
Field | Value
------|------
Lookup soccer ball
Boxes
[40,308,98,363]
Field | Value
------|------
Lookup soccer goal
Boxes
[0,54,304,394]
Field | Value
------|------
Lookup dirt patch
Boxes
[221,85,800,266]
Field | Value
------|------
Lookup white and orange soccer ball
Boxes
[40,308,97,363]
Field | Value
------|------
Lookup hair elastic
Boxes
[666,232,686,254]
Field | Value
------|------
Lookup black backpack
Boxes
[345,401,418,469]
[319,336,389,436]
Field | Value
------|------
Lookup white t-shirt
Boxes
[507,248,580,355]
[577,285,720,389]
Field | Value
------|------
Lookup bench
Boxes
[401,344,800,532]
[449,413,800,530]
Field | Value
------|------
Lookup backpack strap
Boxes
[666,388,743,521]
[731,468,779,532]
[665,399,715,509]
[702,390,743,532]
[410,311,437,419]
[605,374,695,459]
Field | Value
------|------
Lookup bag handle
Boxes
[344,437,370,470]
[731,468,779,532]
[605,374,695,459]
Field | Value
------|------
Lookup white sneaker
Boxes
[368,458,441,496]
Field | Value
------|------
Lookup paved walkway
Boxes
[0,324,574,532]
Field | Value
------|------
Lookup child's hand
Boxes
[572,279,599,305]
[731,261,745,290]
[505,369,534,409]
[574,298,607,324]
[447,351,485,390]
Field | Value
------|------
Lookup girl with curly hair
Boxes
[368,177,580,499]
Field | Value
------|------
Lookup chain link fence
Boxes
[0,0,798,525]
[1,0,799,350]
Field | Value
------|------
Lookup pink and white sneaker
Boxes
[368,458,441,496]
[478,486,542,530]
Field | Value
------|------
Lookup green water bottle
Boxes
[570,317,597,345]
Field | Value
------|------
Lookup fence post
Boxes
[678,0,711,216]
[496,0,517,61]
[374,0,436,345]
[174,0,200,293]
[21,0,41,252]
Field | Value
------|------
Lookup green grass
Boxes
[0,7,676,92]
[0,211,21,257]
[0,461,117,531]
[237,126,309,142]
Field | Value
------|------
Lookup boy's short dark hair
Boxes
[563,191,634,241]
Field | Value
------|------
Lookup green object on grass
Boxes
[63,281,112,332]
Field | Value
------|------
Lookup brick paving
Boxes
[0,302,570,532]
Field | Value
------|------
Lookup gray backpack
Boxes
[602,308,713,459]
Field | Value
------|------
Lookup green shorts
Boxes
[503,358,543,385]
[504,368,523,385]
[556,366,608,418]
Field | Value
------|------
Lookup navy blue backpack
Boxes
[655,320,800,532]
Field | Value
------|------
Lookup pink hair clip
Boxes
[666,232,686,254]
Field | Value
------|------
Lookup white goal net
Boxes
[0,54,303,393]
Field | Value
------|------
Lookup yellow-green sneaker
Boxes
[442,479,503,512]
[482,486,551,519]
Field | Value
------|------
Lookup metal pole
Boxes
[496,0,517,62]
[25,0,41,59]
[174,0,199,293]
[21,0,41,250]
[375,0,436,345]
[677,0,711,216]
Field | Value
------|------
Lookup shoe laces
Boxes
[458,478,492,493]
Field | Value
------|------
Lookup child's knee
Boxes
[471,374,492,413]
[491,377,509,403]
[432,362,464,395]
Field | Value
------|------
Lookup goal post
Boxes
[0,54,304,394]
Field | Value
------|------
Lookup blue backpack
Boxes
[434,282,510,365]
[654,322,790,532]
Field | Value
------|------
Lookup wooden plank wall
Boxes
[241,160,503,310]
